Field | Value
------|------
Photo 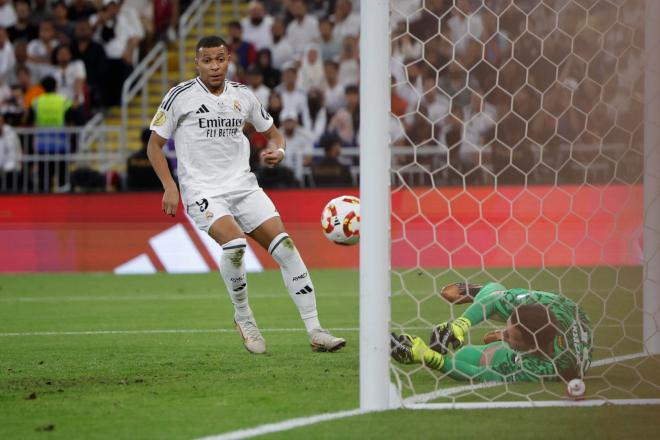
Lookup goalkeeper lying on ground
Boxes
[391,282,593,382]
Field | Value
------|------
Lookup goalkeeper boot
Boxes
[234,314,267,354]
[309,328,346,352]
[440,283,483,304]
[390,333,444,370]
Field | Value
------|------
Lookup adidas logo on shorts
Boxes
[196,104,210,114]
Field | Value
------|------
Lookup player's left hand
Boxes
[429,317,471,354]
[260,147,284,168]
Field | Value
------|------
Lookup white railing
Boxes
[178,0,222,81]
[120,41,168,153]
[4,125,123,193]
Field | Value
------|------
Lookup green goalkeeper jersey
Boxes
[442,282,593,382]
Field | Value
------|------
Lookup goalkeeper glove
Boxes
[390,333,445,370]
[429,317,472,355]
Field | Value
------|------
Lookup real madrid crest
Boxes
[233,100,242,112]
[205,211,214,220]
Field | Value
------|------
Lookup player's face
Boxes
[195,46,230,91]
[503,319,530,352]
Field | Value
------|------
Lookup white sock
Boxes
[269,233,321,333]
[220,237,252,319]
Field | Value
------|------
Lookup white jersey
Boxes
[150,78,273,203]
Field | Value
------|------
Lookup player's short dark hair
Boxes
[196,36,228,52]
[228,20,242,29]
[511,303,559,351]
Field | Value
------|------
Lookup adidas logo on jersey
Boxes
[196,104,210,114]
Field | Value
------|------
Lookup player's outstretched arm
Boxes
[259,124,286,168]
[146,131,178,217]
[429,282,509,354]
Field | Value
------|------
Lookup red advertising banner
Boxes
[0,185,642,273]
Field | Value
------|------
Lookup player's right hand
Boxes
[429,317,471,354]
[162,186,179,217]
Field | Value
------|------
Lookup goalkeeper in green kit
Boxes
[391,282,593,382]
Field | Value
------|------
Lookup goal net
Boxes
[387,0,660,408]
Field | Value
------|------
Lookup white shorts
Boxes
[185,188,279,234]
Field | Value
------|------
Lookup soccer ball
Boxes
[566,378,586,400]
[321,195,360,245]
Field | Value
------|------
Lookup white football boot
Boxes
[309,328,346,352]
[234,315,267,354]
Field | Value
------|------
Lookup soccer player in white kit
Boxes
[147,36,345,354]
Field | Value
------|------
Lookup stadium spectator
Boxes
[51,45,86,113]
[0,0,16,29]
[285,0,320,59]
[322,60,344,115]
[0,112,21,191]
[126,127,166,190]
[7,0,37,43]
[327,84,358,145]
[2,83,28,125]
[246,64,270,107]
[318,16,340,62]
[295,45,326,93]
[16,65,43,108]
[266,89,282,127]
[279,107,314,183]
[337,35,358,87]
[29,0,49,27]
[67,0,98,22]
[91,0,144,106]
[269,17,294,71]
[53,1,76,45]
[0,27,15,84]
[31,75,72,191]
[332,0,360,42]
[446,0,483,54]
[256,48,280,89]
[307,0,332,19]
[27,20,58,81]
[72,19,107,109]
[275,63,310,129]
[311,133,353,187]
[228,20,257,71]
[240,1,273,51]
[306,87,326,143]
[152,0,180,42]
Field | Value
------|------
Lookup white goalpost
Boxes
[360,0,660,410]
[359,0,392,410]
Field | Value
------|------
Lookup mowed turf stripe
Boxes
[0,292,358,302]
[0,324,638,337]
[0,327,361,337]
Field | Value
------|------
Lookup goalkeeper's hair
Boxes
[511,304,559,352]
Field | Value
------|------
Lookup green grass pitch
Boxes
[1,269,659,439]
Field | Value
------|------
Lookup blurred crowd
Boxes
[0,0,646,192]
[390,0,644,186]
